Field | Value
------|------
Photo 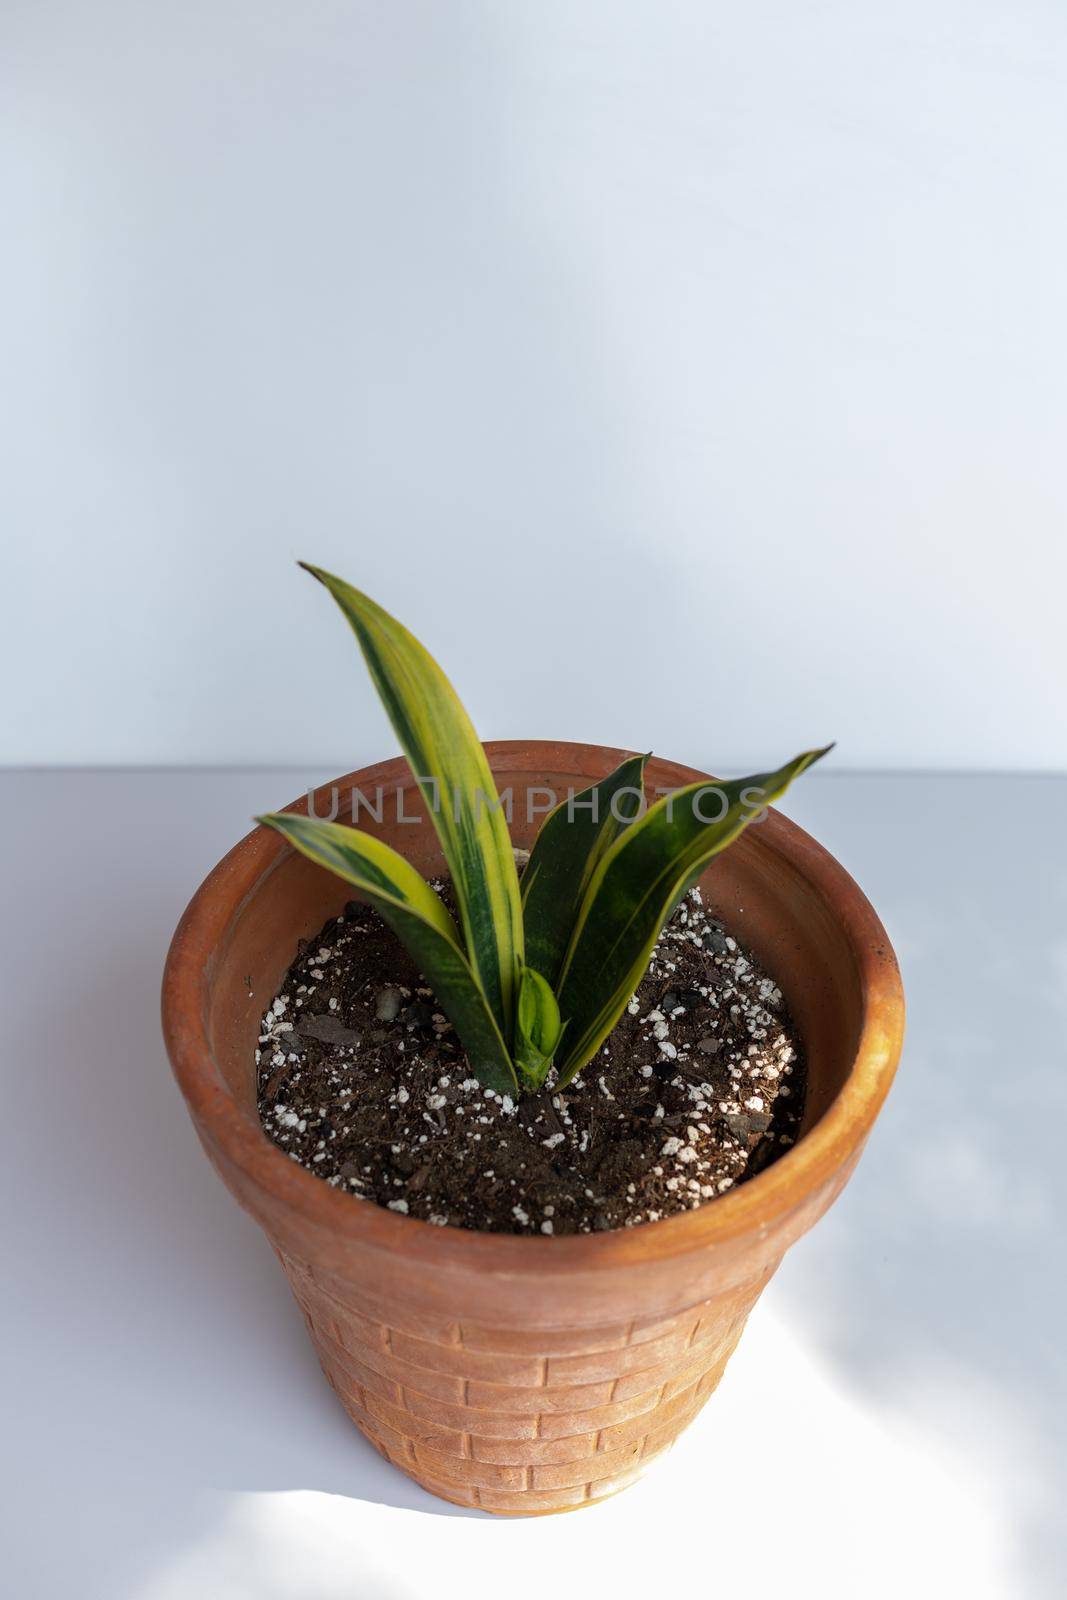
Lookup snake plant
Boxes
[258,565,829,1095]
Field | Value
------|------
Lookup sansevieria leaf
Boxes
[553,747,832,1086]
[257,811,517,1094]
[520,753,649,988]
[513,964,566,1090]
[299,564,524,1039]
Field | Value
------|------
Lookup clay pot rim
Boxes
[162,739,904,1274]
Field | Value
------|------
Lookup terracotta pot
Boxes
[162,741,904,1515]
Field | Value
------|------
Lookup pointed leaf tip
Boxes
[295,567,525,1036]
[298,560,336,588]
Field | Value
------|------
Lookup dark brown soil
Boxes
[256,885,805,1235]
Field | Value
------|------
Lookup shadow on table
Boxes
[769,806,1067,1600]
[14,780,1066,1598]
[12,916,481,1599]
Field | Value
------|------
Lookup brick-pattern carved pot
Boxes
[163,741,904,1514]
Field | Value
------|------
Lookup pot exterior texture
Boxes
[164,742,904,1515]
[283,1245,777,1513]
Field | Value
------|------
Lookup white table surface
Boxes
[2,768,1063,1600]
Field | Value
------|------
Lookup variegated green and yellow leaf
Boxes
[520,752,649,988]
[257,810,517,1093]
[513,964,566,1090]
[299,564,523,1039]
[553,747,831,1086]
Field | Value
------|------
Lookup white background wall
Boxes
[3,0,1064,771]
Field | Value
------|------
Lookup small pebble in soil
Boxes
[256,883,805,1235]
